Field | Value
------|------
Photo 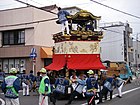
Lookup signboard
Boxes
[30,48,37,58]
[55,41,100,54]
[31,48,36,54]
[30,53,37,58]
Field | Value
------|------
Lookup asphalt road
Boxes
[1,79,140,105]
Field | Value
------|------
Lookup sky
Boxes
[0,0,140,38]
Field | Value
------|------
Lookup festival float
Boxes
[45,10,106,76]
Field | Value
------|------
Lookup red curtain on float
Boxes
[45,54,106,71]
[67,54,106,70]
[45,54,66,71]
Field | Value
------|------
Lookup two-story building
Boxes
[0,5,82,74]
[0,5,61,74]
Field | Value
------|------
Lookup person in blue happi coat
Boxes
[57,7,70,35]
[97,75,114,104]
[65,73,86,105]
[85,70,98,105]
[52,71,69,105]
[1,68,20,105]
[28,70,36,92]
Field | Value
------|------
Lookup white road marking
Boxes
[122,86,140,95]
[81,86,140,105]
[0,98,5,105]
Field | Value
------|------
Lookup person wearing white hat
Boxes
[1,68,21,105]
[38,68,51,105]
[87,70,94,75]
[85,70,98,105]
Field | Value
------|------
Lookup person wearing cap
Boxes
[1,68,21,105]
[57,7,70,35]
[65,73,86,105]
[38,68,51,105]
[85,70,98,105]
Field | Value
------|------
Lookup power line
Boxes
[14,0,57,15]
[90,0,140,20]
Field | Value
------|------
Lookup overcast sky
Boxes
[0,0,140,38]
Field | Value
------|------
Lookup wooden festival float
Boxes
[46,10,106,76]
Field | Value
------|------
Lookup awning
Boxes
[67,54,106,70]
[45,54,66,71]
[40,47,53,58]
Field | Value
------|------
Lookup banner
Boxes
[55,41,100,54]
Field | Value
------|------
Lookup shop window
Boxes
[15,59,20,71]
[1,58,26,73]
[0,59,2,71]
[9,59,14,70]
[20,59,26,73]
[3,59,8,73]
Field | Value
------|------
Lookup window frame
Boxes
[2,29,25,46]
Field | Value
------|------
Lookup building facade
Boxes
[132,41,140,70]
[100,22,133,66]
[0,5,61,74]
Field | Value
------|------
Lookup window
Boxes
[1,58,26,73]
[9,59,14,70]
[3,59,8,73]
[2,29,25,45]
[0,59,2,71]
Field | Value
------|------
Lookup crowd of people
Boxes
[1,67,127,105]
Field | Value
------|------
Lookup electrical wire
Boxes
[90,0,140,20]
[14,0,57,15]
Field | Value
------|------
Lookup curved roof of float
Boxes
[67,10,101,23]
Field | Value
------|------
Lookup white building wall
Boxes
[33,7,57,21]
[0,7,33,26]
[25,28,35,45]
[32,7,60,47]
[133,41,140,66]
[33,20,59,47]
[100,26,125,62]
[0,32,2,47]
